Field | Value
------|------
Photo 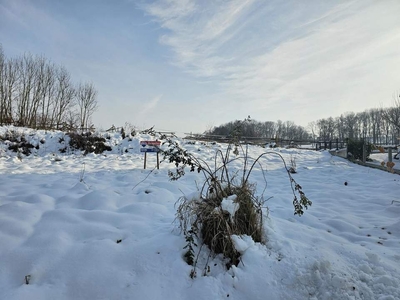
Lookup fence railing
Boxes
[184,133,350,149]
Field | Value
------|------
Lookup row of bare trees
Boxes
[206,119,311,141]
[0,45,98,130]
[206,96,400,145]
[309,96,400,145]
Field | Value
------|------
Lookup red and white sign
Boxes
[140,140,161,152]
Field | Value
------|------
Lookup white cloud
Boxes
[143,0,256,77]
[142,0,400,126]
[139,94,163,115]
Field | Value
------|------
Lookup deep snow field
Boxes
[0,126,399,300]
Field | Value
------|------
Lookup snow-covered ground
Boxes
[0,126,399,300]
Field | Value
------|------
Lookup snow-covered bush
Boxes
[0,128,36,156]
[176,179,264,274]
[67,132,112,155]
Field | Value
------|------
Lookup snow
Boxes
[0,126,399,300]
[220,195,238,220]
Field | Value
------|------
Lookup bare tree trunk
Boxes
[16,54,37,126]
[28,56,46,128]
[39,63,56,128]
[4,59,18,124]
[54,66,75,129]
[76,82,98,131]
[382,93,400,140]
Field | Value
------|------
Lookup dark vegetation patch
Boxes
[0,129,113,156]
[0,130,35,156]
[347,139,372,161]
[67,132,112,155]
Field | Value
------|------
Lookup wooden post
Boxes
[156,152,160,169]
[388,148,393,163]
[144,152,147,169]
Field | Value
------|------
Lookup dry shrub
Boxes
[1,129,35,156]
[232,183,263,244]
[177,181,264,269]
[67,132,112,154]
[201,207,238,266]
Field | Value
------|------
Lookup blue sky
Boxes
[1,0,400,134]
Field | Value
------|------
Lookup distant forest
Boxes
[206,101,400,145]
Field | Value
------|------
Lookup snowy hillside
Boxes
[0,126,399,300]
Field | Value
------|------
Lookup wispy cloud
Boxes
[143,0,256,76]
[139,94,163,115]
[141,0,400,125]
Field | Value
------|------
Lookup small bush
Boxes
[67,132,112,154]
[347,139,372,160]
[1,130,35,156]
[8,141,35,155]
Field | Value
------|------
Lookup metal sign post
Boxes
[140,141,161,169]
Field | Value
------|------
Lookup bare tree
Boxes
[15,53,37,126]
[307,121,317,143]
[28,55,47,127]
[382,92,400,141]
[52,66,75,128]
[343,112,359,139]
[262,121,276,138]
[38,62,56,128]
[0,46,100,130]
[357,111,370,140]
[368,109,381,144]
[4,58,19,124]
[316,119,328,141]
[275,120,284,140]
[76,82,98,130]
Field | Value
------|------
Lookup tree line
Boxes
[206,119,311,142]
[206,97,400,145]
[0,44,98,130]
[309,101,400,144]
